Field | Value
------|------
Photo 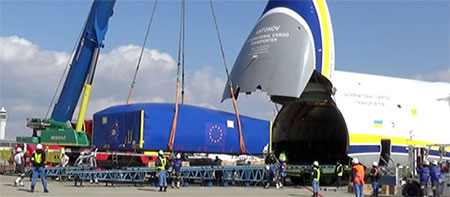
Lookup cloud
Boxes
[11,104,35,113]
[0,36,180,139]
[414,68,450,82]
[0,36,275,140]
[184,67,226,106]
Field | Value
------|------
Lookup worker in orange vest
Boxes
[351,158,365,197]
[369,161,381,196]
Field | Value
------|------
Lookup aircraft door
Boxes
[379,139,391,166]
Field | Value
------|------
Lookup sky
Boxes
[0,0,449,140]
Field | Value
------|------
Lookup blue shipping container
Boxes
[93,103,271,155]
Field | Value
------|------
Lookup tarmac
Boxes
[0,174,354,197]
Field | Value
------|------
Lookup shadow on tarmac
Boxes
[17,188,33,193]
[288,194,314,197]
[137,188,162,192]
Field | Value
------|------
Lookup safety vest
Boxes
[312,167,321,182]
[156,156,166,170]
[31,152,42,164]
[337,164,343,177]
[353,164,365,184]
[373,168,378,176]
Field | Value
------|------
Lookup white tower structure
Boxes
[0,107,7,140]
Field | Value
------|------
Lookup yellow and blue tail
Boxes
[262,0,334,79]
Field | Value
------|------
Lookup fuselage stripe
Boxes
[349,145,450,158]
[314,0,330,78]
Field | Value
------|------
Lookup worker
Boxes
[264,165,277,189]
[430,160,441,197]
[171,153,182,188]
[213,156,224,186]
[265,152,277,165]
[14,147,25,187]
[369,161,381,196]
[334,160,344,190]
[417,160,431,196]
[60,149,70,167]
[55,149,70,181]
[75,151,87,166]
[311,161,321,197]
[278,156,287,188]
[156,150,167,192]
[30,144,49,193]
[88,150,98,183]
[351,158,365,197]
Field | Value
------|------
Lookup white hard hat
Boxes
[158,150,164,155]
[352,158,359,164]
[17,147,23,153]
[80,152,86,156]
[176,153,181,159]
[431,160,438,166]
[313,161,319,166]
[36,144,43,150]
[372,161,378,167]
[424,160,430,165]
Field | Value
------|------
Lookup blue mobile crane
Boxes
[17,0,116,147]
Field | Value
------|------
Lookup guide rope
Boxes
[209,0,246,153]
[168,0,186,151]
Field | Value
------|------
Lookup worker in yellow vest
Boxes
[311,161,321,197]
[156,150,168,192]
[30,144,49,193]
[334,160,343,189]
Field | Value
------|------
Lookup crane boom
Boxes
[18,0,115,147]
[52,0,115,122]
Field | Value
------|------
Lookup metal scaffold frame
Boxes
[64,165,269,187]
[28,166,90,178]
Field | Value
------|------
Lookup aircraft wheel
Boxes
[403,182,421,196]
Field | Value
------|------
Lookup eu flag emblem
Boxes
[205,123,226,146]
[110,122,120,140]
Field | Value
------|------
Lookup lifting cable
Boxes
[168,0,185,151]
[126,0,159,104]
[181,0,186,104]
[208,0,246,153]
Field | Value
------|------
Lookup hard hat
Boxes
[352,158,359,164]
[158,150,164,155]
[176,153,181,159]
[80,152,86,156]
[313,161,319,166]
[36,144,43,150]
[424,160,430,165]
[265,165,270,170]
[431,160,438,166]
[17,147,23,153]
[372,161,378,167]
